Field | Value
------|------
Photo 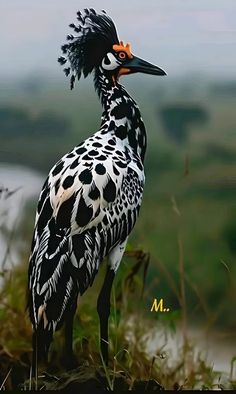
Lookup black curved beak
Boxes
[123,55,166,76]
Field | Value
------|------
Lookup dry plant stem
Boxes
[1,221,18,271]
[145,356,156,390]
[184,154,190,177]
[0,368,12,391]
[29,364,32,391]
[178,234,187,345]
[230,357,236,381]
[100,353,113,390]
[184,273,210,318]
[155,256,180,303]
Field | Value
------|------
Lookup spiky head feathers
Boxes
[58,9,122,89]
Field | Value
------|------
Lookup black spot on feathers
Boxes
[103,178,116,203]
[37,197,53,236]
[70,158,79,169]
[63,175,75,189]
[57,193,76,228]
[96,154,107,161]
[76,195,93,227]
[52,161,64,176]
[115,125,127,140]
[111,102,132,119]
[95,163,106,175]
[76,147,87,155]
[88,185,100,200]
[79,169,92,184]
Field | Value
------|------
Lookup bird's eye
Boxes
[118,51,126,60]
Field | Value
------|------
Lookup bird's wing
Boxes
[47,149,130,235]
[28,146,144,330]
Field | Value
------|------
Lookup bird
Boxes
[27,8,166,371]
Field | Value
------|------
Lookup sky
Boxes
[1,0,236,80]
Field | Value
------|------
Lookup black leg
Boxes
[32,331,37,379]
[62,301,78,370]
[97,268,115,365]
[31,326,52,381]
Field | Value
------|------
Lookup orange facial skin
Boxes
[117,67,131,78]
[112,41,133,59]
[112,41,133,82]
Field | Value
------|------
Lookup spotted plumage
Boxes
[28,8,166,368]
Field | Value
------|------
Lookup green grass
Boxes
[0,240,235,390]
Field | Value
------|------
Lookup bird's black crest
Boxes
[58,8,119,89]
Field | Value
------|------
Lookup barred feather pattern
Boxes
[28,77,147,334]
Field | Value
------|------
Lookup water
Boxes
[0,163,44,270]
[146,325,235,375]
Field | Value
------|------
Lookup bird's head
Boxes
[59,8,166,89]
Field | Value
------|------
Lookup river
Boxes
[0,163,44,270]
[146,325,235,377]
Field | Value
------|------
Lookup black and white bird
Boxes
[27,8,166,369]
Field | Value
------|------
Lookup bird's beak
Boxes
[122,55,166,76]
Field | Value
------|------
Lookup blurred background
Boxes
[0,0,236,381]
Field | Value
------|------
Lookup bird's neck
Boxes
[94,67,147,163]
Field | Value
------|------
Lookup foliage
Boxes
[0,107,70,137]
[209,81,236,97]
[0,106,72,172]
[222,210,236,254]
[159,104,209,144]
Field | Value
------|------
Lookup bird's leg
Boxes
[31,331,37,380]
[97,267,115,365]
[62,301,78,370]
[97,238,128,364]
[31,326,51,384]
